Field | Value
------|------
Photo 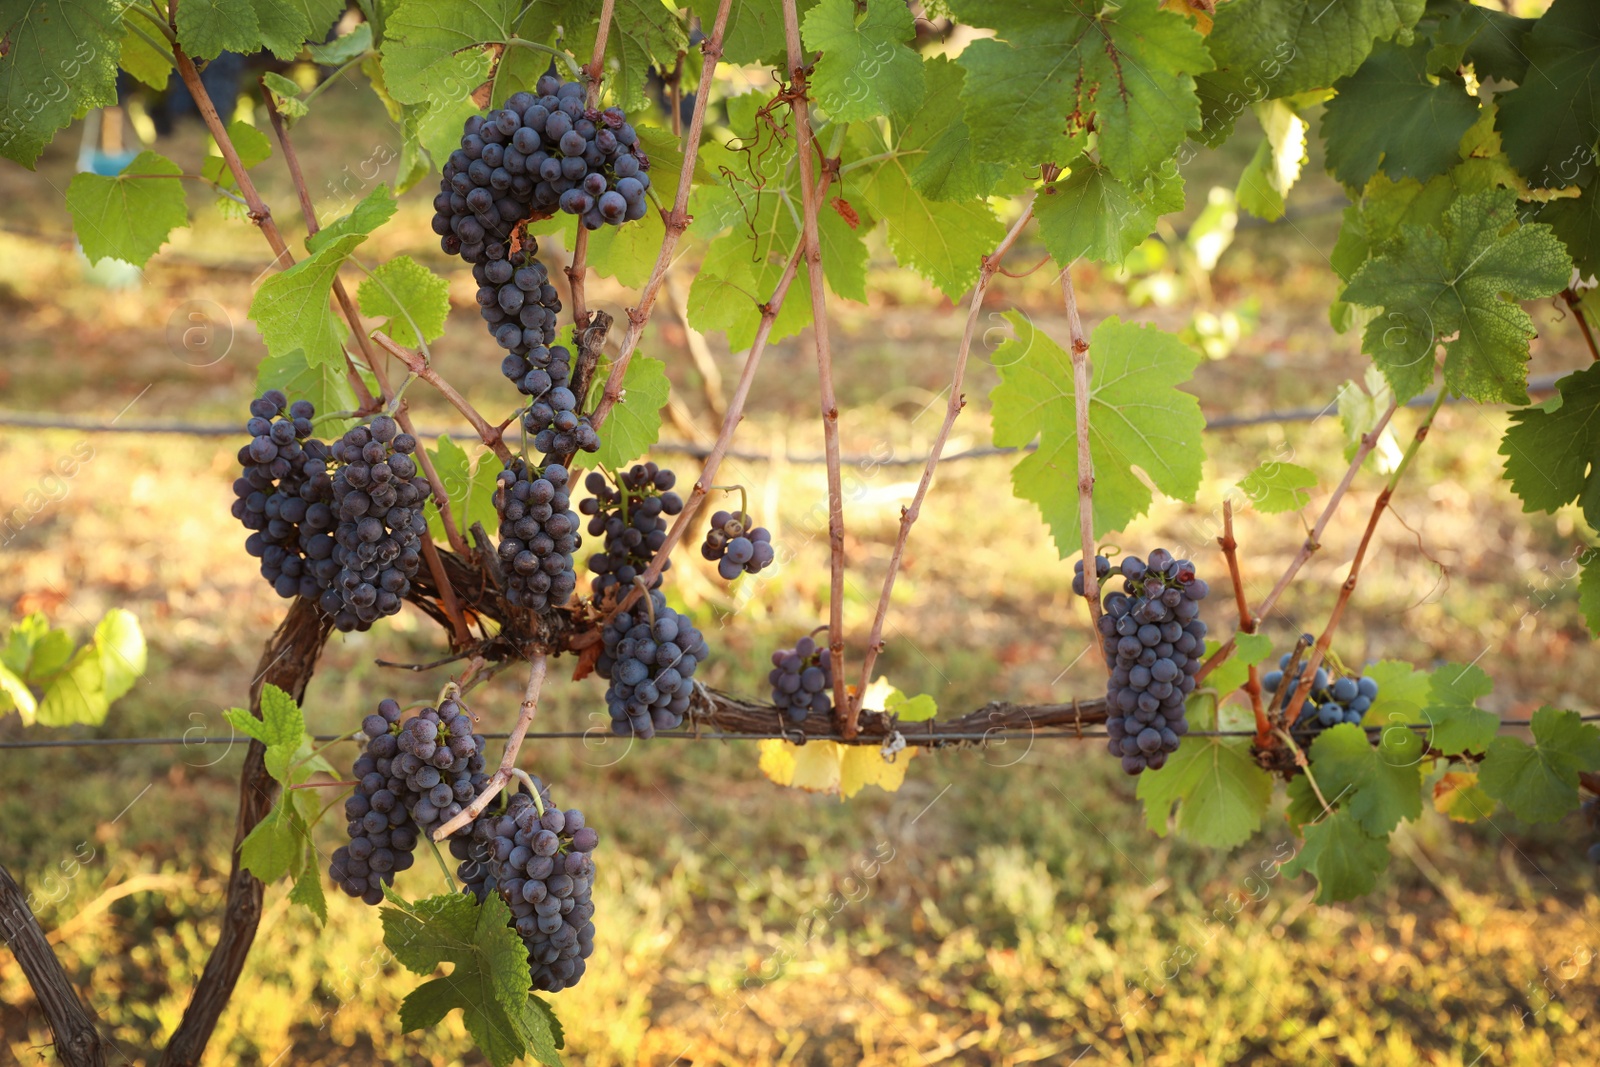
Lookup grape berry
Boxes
[1097,549,1208,775]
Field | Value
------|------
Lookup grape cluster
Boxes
[389,698,490,839]
[1071,553,1111,597]
[510,343,600,459]
[234,391,338,600]
[1097,549,1209,775]
[596,589,710,737]
[581,464,683,600]
[458,782,598,992]
[318,415,432,632]
[430,77,651,265]
[1265,651,1380,730]
[701,509,775,580]
[768,634,832,723]
[476,243,563,358]
[494,460,581,611]
[329,699,422,906]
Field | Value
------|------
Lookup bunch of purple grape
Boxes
[1097,549,1208,775]
[493,459,581,611]
[580,464,683,600]
[476,242,562,360]
[769,634,832,723]
[233,391,338,600]
[701,509,775,579]
[596,588,709,737]
[512,343,600,459]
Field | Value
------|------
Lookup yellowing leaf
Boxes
[840,746,915,798]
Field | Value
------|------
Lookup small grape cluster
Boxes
[458,782,598,992]
[596,589,710,737]
[388,698,490,839]
[234,391,338,600]
[1265,651,1380,730]
[320,415,432,632]
[494,460,581,611]
[430,78,650,265]
[329,699,422,906]
[768,634,832,723]
[1097,549,1209,776]
[701,509,775,580]
[581,464,683,600]
[510,343,599,459]
[475,243,562,359]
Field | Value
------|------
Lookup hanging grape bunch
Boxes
[330,698,421,906]
[700,497,775,580]
[476,242,563,359]
[596,588,710,738]
[320,415,433,632]
[514,343,600,459]
[234,391,338,600]
[769,633,832,723]
[494,460,581,611]
[472,779,599,992]
[581,464,683,600]
[1096,549,1209,775]
[1264,647,1381,731]
[431,76,651,265]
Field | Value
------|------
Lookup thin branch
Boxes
[1060,264,1102,641]
[1196,396,1400,684]
[781,0,850,736]
[1565,288,1599,361]
[583,0,618,105]
[1219,500,1269,744]
[1280,390,1446,726]
[371,332,514,464]
[587,0,734,435]
[0,864,106,1067]
[854,203,1036,705]
[432,655,548,840]
[565,226,591,334]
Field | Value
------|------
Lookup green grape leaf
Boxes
[1419,661,1497,756]
[0,0,122,167]
[801,0,924,122]
[882,689,938,723]
[952,0,1211,180]
[93,608,145,703]
[1137,732,1274,849]
[854,149,1000,299]
[1340,187,1572,403]
[1360,659,1431,725]
[257,348,360,434]
[1236,100,1308,221]
[120,18,174,90]
[688,0,797,65]
[288,836,328,924]
[1303,722,1422,836]
[377,0,508,105]
[7,614,73,681]
[257,0,345,60]
[308,21,373,64]
[562,0,686,113]
[66,151,189,268]
[1423,0,1534,83]
[909,57,1025,202]
[1478,706,1600,823]
[34,646,108,727]
[0,661,36,724]
[424,435,501,546]
[1283,808,1392,903]
[1491,0,1600,189]
[1500,362,1600,530]
[175,0,265,60]
[384,892,559,1067]
[1536,184,1600,280]
[358,255,449,347]
[1335,366,1397,464]
[1433,769,1495,823]
[261,71,308,119]
[1035,163,1185,266]
[1197,0,1424,143]
[1320,41,1479,188]
[1581,549,1600,638]
[239,790,310,884]
[223,683,308,784]
[306,183,396,253]
[990,313,1204,550]
[200,121,273,188]
[590,356,669,470]
[1237,460,1315,513]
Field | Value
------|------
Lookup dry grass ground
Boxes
[3,85,1600,1066]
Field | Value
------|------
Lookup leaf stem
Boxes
[431,655,549,841]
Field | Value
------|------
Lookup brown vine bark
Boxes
[0,865,107,1067]
[158,598,333,1066]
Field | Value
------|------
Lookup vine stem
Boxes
[608,166,835,622]
[853,203,1037,707]
[371,332,515,464]
[1219,500,1270,745]
[781,0,851,734]
[0,864,106,1066]
[1279,389,1447,726]
[1061,264,1102,641]
[583,0,617,106]
[261,92,471,646]
[1275,727,1331,812]
[432,655,549,841]
[1565,288,1599,361]
[1196,396,1400,685]
[587,0,735,435]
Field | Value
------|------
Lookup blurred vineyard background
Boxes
[4,34,1600,1067]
